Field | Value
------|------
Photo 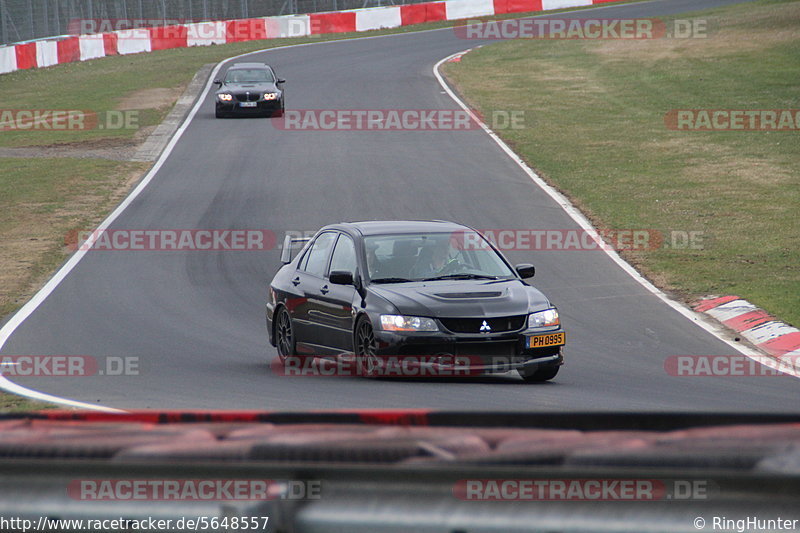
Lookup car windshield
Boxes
[365,232,515,282]
[224,68,274,83]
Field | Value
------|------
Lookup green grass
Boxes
[0,394,59,412]
[0,158,148,319]
[444,0,800,326]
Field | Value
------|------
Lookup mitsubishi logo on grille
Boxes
[479,320,491,333]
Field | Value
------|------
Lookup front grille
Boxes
[440,315,526,334]
[235,93,260,102]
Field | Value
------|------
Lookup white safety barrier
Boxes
[445,0,496,20]
[79,34,106,60]
[0,45,17,74]
[36,40,59,67]
[266,15,312,38]
[542,0,593,9]
[187,21,227,46]
[356,6,403,31]
[115,28,152,55]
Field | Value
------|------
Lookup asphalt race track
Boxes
[2,0,796,411]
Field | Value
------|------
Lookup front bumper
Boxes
[370,326,565,375]
[217,99,282,114]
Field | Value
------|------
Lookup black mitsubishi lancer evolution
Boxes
[266,220,566,382]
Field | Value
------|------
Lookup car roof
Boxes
[228,62,272,70]
[327,220,472,237]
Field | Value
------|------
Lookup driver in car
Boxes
[411,239,456,279]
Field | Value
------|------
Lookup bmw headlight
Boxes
[380,315,438,332]
[264,92,278,100]
[528,308,560,328]
[218,93,233,102]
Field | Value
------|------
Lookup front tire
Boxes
[354,316,379,377]
[275,307,296,364]
[518,363,559,382]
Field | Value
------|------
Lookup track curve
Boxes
[3,0,796,411]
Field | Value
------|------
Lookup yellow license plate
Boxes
[528,332,565,348]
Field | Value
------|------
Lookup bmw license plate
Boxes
[240,101,257,108]
[528,332,565,348]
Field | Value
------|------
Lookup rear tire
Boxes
[519,363,559,382]
[275,307,296,364]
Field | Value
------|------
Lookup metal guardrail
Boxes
[0,0,431,46]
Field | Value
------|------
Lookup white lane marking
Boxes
[0,0,763,410]
[432,49,800,380]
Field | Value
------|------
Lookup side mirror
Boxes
[276,78,286,84]
[329,270,354,286]
[515,263,535,279]
[213,79,222,85]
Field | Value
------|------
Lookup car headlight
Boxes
[528,308,560,328]
[264,92,278,100]
[380,315,438,332]
[218,93,233,102]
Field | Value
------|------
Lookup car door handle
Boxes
[292,276,301,286]
[320,285,329,295]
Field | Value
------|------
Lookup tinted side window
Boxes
[329,235,357,276]
[302,232,337,278]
